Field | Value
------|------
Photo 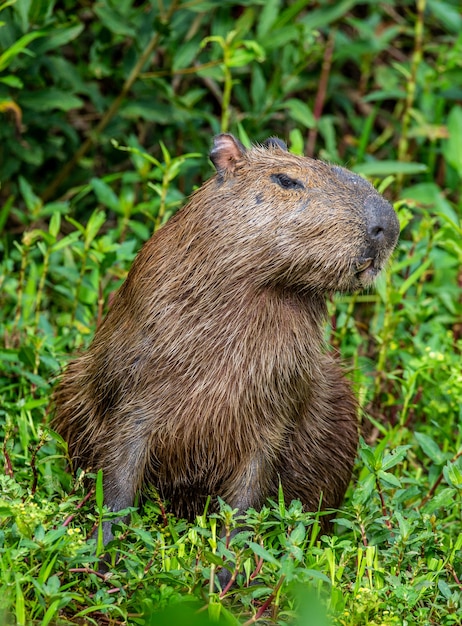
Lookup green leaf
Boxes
[394,511,410,541]
[38,553,59,585]
[442,105,462,177]
[227,49,260,68]
[277,481,286,518]
[65,216,85,235]
[22,397,48,410]
[256,0,281,38]
[0,30,46,72]
[290,522,306,545]
[248,542,280,566]
[250,64,266,112]
[120,102,172,124]
[381,446,412,471]
[93,5,136,37]
[241,39,265,62]
[90,178,120,212]
[291,584,332,626]
[19,89,83,112]
[172,39,200,71]
[28,0,57,24]
[282,98,315,129]
[352,473,376,506]
[289,128,305,156]
[0,505,15,517]
[19,176,41,213]
[0,75,23,87]
[353,161,427,176]
[438,579,453,599]
[401,182,460,224]
[363,89,407,103]
[236,122,252,149]
[41,599,62,626]
[84,210,106,248]
[358,445,377,471]
[0,0,16,12]
[428,0,462,33]
[422,487,457,514]
[318,116,340,161]
[33,23,85,54]
[443,459,462,488]
[132,528,156,547]
[203,551,226,566]
[399,258,432,296]
[95,469,104,511]
[15,576,26,626]
[49,211,61,239]
[41,527,68,546]
[415,432,446,465]
[74,604,126,619]
[377,470,401,488]
[299,0,357,30]
[19,345,36,368]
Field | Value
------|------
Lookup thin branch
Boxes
[420,449,462,509]
[242,575,285,625]
[306,31,335,158]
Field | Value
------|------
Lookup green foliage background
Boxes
[0,0,461,624]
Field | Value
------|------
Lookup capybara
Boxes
[53,134,399,544]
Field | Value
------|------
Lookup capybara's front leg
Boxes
[216,454,274,589]
[275,367,358,531]
[95,435,149,546]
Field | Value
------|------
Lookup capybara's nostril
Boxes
[368,224,385,240]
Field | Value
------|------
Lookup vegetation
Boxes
[1,0,461,624]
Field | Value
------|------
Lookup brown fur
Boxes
[52,135,399,541]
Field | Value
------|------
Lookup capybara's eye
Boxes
[271,173,305,190]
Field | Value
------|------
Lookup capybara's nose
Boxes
[368,223,385,240]
[364,194,399,248]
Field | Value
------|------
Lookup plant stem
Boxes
[154,174,170,231]
[420,449,462,508]
[34,246,50,330]
[396,0,425,183]
[221,50,233,133]
[373,272,395,401]
[306,31,335,158]
[71,248,88,326]
[242,575,285,625]
[376,476,392,530]
[12,240,29,336]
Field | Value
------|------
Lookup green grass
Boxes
[1,0,462,624]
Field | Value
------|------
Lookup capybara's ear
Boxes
[263,137,288,151]
[210,134,246,175]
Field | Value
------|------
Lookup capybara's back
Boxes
[53,134,399,542]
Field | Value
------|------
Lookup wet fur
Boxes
[53,136,399,541]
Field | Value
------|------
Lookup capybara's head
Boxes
[207,134,400,294]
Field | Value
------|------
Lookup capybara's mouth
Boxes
[355,257,381,284]
[355,258,374,273]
